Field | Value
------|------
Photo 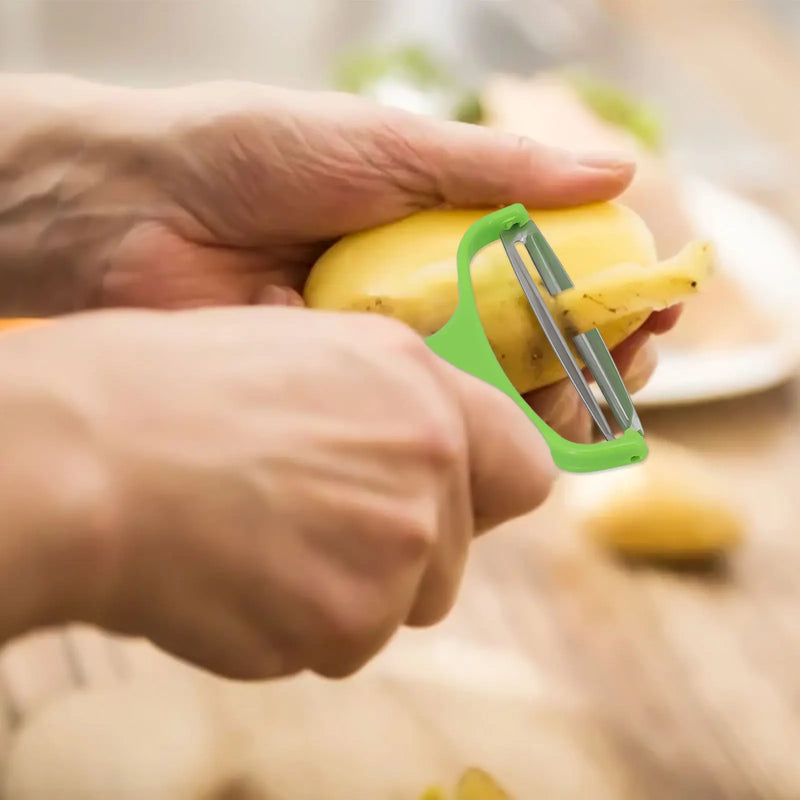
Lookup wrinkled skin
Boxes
[43,81,677,441]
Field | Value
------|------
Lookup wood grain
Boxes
[1,375,798,799]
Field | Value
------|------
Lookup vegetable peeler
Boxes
[424,203,647,473]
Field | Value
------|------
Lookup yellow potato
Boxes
[418,787,449,800]
[304,203,712,393]
[417,768,513,800]
[567,437,745,559]
[456,768,512,799]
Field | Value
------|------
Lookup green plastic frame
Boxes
[424,203,649,473]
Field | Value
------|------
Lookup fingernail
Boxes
[576,151,634,170]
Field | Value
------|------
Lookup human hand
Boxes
[0,306,554,680]
[0,76,678,443]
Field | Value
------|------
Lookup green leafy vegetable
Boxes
[334,44,451,92]
[332,43,483,123]
[564,70,665,153]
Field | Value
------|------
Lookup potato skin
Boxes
[304,203,658,393]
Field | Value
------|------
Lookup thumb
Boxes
[409,115,636,209]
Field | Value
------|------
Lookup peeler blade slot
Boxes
[517,221,576,297]
[573,330,644,436]
[503,220,643,437]
[500,228,616,442]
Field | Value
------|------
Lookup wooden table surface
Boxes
[1,378,798,799]
[2,1,800,798]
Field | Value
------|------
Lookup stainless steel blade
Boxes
[500,227,616,442]
[517,220,575,295]
[573,329,644,436]
[510,219,643,437]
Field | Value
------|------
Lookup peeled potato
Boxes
[419,768,513,800]
[304,203,711,394]
[419,787,449,800]
[565,437,745,559]
[456,768,512,799]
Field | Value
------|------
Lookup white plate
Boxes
[627,176,800,407]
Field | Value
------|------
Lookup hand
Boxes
[0,307,555,680]
[0,76,678,443]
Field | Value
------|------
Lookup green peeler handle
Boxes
[424,204,648,473]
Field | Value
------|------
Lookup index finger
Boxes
[442,362,557,532]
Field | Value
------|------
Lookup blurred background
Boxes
[1,2,800,799]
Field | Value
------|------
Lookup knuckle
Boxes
[357,310,424,351]
[226,652,301,682]
[407,595,455,628]
[413,414,465,471]
[406,558,468,630]
[315,656,366,680]
[313,644,373,679]
[324,591,389,653]
[361,317,468,474]
[201,638,302,682]
[314,591,397,678]
[380,316,428,356]
[391,509,437,561]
